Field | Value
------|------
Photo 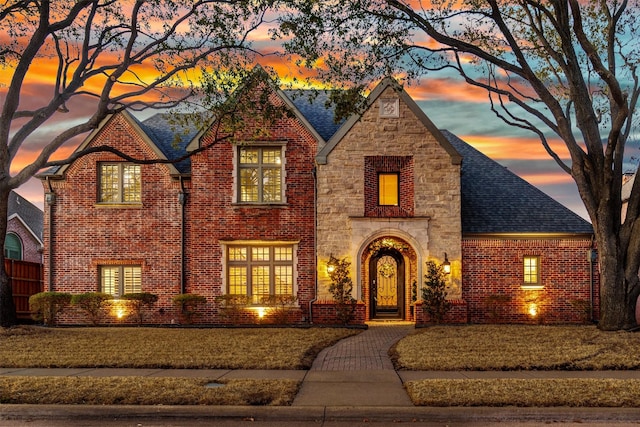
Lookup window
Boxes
[364,156,414,217]
[238,146,283,203]
[4,233,21,260]
[523,256,540,286]
[226,245,294,303]
[99,163,141,203]
[378,173,399,206]
[100,265,142,296]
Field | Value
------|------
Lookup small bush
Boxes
[29,292,72,326]
[421,260,451,324]
[122,292,158,325]
[70,292,113,325]
[172,293,207,324]
[327,255,357,325]
[260,294,298,324]
[216,294,250,324]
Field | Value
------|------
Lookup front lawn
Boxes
[0,326,359,369]
[393,324,640,370]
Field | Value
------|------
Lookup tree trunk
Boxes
[0,189,16,327]
[598,249,629,330]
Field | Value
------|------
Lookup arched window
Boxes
[5,233,22,260]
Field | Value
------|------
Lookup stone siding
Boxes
[316,86,462,312]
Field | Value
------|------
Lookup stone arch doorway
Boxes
[369,248,405,319]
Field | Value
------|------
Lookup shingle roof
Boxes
[442,131,593,234]
[8,190,44,242]
[136,114,197,174]
[283,90,346,142]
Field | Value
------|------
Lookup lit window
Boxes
[99,163,141,203]
[238,147,283,203]
[523,256,540,286]
[4,233,21,260]
[226,245,294,303]
[100,265,142,296]
[379,173,399,206]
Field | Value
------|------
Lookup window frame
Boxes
[99,265,142,297]
[378,172,400,206]
[522,256,542,289]
[235,145,286,204]
[4,232,22,260]
[98,162,142,204]
[224,243,297,304]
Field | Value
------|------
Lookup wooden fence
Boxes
[7,259,43,321]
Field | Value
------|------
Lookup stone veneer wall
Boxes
[316,86,462,305]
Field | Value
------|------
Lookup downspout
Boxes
[178,176,187,295]
[588,236,597,323]
[308,166,318,324]
[45,177,56,292]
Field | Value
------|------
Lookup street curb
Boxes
[3,404,640,423]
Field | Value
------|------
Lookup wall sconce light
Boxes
[528,303,538,318]
[443,253,451,274]
[45,192,56,205]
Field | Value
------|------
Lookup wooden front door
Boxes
[369,249,405,319]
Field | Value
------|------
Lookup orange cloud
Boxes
[461,134,571,162]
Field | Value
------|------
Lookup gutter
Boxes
[45,177,55,292]
[308,166,318,324]
[179,176,187,294]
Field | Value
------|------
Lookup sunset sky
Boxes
[5,4,609,222]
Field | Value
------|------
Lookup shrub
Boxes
[70,292,113,325]
[421,260,451,324]
[172,293,207,324]
[260,294,298,324]
[327,255,357,325]
[29,292,72,326]
[216,294,250,324]
[122,292,158,325]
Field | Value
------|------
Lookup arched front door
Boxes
[369,248,405,319]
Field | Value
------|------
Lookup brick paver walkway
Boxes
[310,322,413,371]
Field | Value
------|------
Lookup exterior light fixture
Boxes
[528,303,538,318]
[443,253,451,274]
[45,192,56,205]
[326,258,336,274]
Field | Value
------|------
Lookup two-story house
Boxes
[39,68,597,325]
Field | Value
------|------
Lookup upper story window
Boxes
[4,233,21,260]
[523,256,541,287]
[100,265,142,297]
[364,156,413,217]
[99,163,141,204]
[238,146,283,203]
[378,173,399,206]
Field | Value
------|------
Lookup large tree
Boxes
[278,0,640,331]
[0,0,276,327]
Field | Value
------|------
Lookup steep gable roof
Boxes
[187,66,329,152]
[282,90,345,143]
[442,131,593,235]
[41,110,188,178]
[316,77,462,165]
[136,113,197,174]
[8,191,44,244]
